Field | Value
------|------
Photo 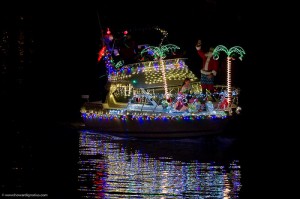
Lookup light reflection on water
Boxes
[78,131,241,198]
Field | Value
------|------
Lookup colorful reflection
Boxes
[78,131,241,198]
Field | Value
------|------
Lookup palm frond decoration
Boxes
[141,44,180,60]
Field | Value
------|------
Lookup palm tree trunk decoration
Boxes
[212,45,245,107]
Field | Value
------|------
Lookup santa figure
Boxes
[196,40,218,95]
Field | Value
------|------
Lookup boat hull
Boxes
[81,117,228,138]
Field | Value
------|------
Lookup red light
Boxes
[106,28,111,35]
[97,46,106,62]
[123,30,128,35]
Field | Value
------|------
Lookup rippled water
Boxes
[78,131,242,198]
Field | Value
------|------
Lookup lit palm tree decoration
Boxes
[212,45,245,106]
[141,44,180,99]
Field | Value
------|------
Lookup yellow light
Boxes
[227,57,232,106]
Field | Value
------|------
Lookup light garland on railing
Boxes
[81,111,228,121]
[107,58,198,83]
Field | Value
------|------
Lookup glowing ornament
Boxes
[106,28,111,35]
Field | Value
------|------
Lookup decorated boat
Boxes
[80,27,245,138]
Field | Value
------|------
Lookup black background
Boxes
[1,2,273,198]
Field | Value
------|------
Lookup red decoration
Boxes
[97,46,107,62]
[175,101,183,110]
[106,28,111,35]
[219,98,228,109]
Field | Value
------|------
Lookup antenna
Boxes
[96,10,104,47]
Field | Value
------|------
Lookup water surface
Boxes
[78,131,242,198]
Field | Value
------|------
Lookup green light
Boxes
[213,45,246,60]
[140,44,180,60]
[132,80,137,84]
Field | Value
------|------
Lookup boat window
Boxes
[131,96,153,105]
[113,87,132,103]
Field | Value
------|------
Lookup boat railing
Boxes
[108,58,190,82]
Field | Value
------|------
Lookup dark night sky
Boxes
[1,1,262,122]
